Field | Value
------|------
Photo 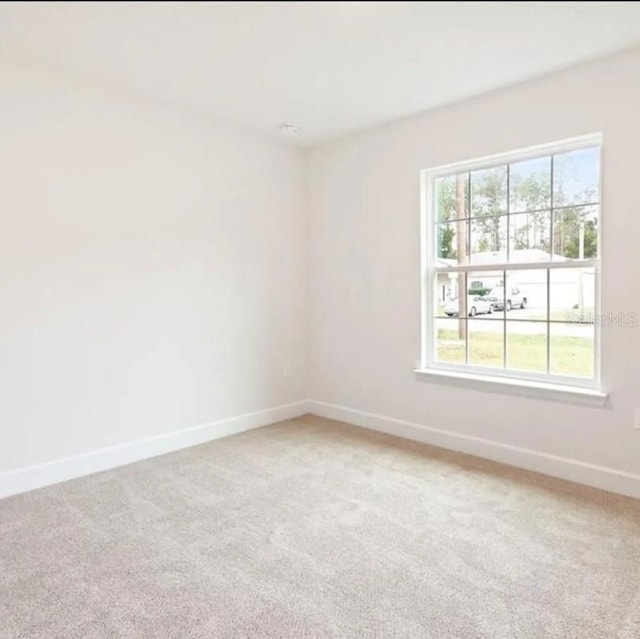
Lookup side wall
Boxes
[0,65,307,478]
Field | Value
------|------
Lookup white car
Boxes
[444,294,494,317]
[488,286,528,311]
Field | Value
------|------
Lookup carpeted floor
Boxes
[1,415,640,639]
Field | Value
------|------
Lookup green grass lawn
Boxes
[437,329,593,377]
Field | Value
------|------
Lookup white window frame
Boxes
[416,134,607,405]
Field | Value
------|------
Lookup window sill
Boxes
[413,368,608,406]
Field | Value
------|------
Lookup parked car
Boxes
[488,286,527,311]
[444,294,494,317]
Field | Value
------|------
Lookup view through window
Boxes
[424,137,601,385]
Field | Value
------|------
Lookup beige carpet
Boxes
[1,415,640,639]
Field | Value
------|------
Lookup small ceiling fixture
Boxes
[279,123,300,135]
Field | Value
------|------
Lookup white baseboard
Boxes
[0,401,309,499]
[6,399,639,502]
[307,400,640,500]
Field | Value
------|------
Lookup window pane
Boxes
[470,165,507,218]
[467,270,502,318]
[553,147,600,207]
[503,270,546,319]
[470,215,507,263]
[440,271,468,316]
[509,155,551,213]
[435,173,469,221]
[435,272,464,318]
[436,220,468,263]
[552,205,599,260]
[435,318,466,364]
[509,211,551,262]
[439,271,502,319]
[550,322,594,378]
[550,267,595,322]
[506,321,547,373]
[468,319,504,369]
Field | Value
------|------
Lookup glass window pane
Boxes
[467,270,502,318]
[468,319,504,369]
[553,147,600,207]
[506,321,547,373]
[509,211,551,262]
[501,270,546,320]
[439,271,468,317]
[436,220,468,263]
[440,271,502,319]
[435,173,469,221]
[435,272,465,318]
[509,156,551,213]
[552,205,599,260]
[550,267,595,322]
[550,322,595,378]
[435,318,466,364]
[470,165,507,218]
[470,215,507,263]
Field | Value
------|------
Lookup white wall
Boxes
[0,65,306,474]
[3,48,640,492]
[307,47,640,476]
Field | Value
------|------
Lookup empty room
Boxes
[2,2,640,637]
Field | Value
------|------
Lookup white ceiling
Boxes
[2,2,640,146]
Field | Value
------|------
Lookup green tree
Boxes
[436,162,597,261]
[436,174,468,260]
[438,225,455,259]
[470,167,507,253]
[554,209,598,258]
[510,171,551,254]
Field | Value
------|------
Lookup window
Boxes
[420,135,602,392]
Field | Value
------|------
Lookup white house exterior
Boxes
[436,249,594,312]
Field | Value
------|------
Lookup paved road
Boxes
[437,307,593,337]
